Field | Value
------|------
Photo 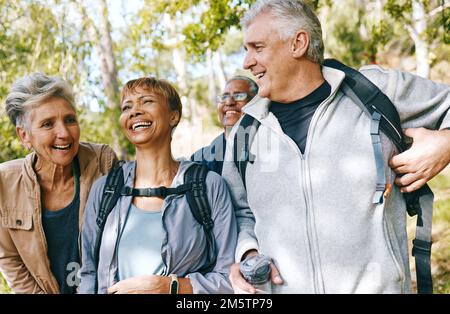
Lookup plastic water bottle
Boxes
[239,254,272,294]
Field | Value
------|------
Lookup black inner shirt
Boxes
[269,81,331,154]
[42,159,80,294]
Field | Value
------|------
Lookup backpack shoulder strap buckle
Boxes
[412,239,432,256]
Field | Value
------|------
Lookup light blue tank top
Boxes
[117,204,165,280]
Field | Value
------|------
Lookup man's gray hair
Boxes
[5,73,75,129]
[227,76,259,97]
[242,0,324,64]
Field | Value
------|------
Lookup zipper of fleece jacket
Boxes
[299,156,325,293]
[260,118,319,293]
[301,86,344,294]
[264,87,341,293]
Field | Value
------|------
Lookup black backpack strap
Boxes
[323,59,405,151]
[96,160,126,230]
[94,160,125,293]
[324,59,433,293]
[121,184,192,198]
[410,184,434,294]
[184,163,217,273]
[233,114,261,189]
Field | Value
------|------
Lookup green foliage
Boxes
[141,0,325,58]
[428,172,450,294]
[366,20,393,63]
[323,0,389,66]
[384,0,412,21]
[0,0,94,162]
[140,0,255,58]
[0,273,11,294]
[152,0,202,14]
[431,198,450,294]
[434,1,450,44]
[384,0,448,46]
[221,29,244,56]
[0,0,92,87]
[323,0,448,66]
[434,271,450,294]
[432,199,450,228]
[0,115,28,163]
[181,1,247,56]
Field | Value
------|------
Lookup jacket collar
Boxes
[21,142,98,198]
[243,65,346,121]
[22,153,39,199]
[77,142,98,177]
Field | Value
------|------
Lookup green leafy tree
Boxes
[0,0,94,161]
[384,0,449,77]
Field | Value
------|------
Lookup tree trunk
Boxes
[206,49,217,107]
[214,50,227,91]
[96,0,123,157]
[164,14,194,122]
[163,13,203,156]
[410,0,430,78]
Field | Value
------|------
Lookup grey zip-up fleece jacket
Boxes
[79,160,237,294]
[222,65,450,294]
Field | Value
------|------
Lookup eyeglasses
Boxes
[217,92,249,103]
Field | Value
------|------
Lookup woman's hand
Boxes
[107,275,170,294]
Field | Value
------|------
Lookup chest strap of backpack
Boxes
[121,184,192,197]
[120,166,217,273]
[94,162,217,292]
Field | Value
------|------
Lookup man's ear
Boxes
[291,30,310,59]
[16,126,32,150]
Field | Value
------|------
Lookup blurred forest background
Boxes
[0,0,449,293]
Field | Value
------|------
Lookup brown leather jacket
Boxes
[0,142,117,293]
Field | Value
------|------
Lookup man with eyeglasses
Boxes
[191,76,258,175]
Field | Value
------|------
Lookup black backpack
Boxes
[233,59,434,294]
[93,162,216,293]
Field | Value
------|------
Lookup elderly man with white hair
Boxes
[223,0,450,294]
